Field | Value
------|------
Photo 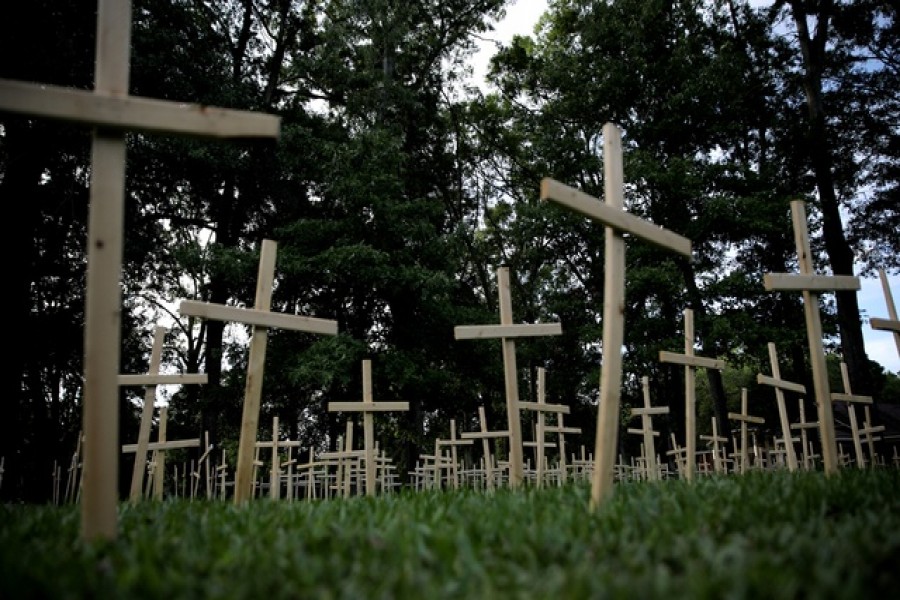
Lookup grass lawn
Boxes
[2,469,898,599]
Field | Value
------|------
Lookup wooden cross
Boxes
[756,342,803,472]
[461,406,510,490]
[0,1,279,540]
[870,268,900,357]
[254,416,303,500]
[435,419,474,489]
[727,388,764,474]
[699,416,729,474]
[666,433,688,478]
[519,367,571,488]
[122,407,200,500]
[627,376,669,482]
[831,361,883,469]
[543,412,581,486]
[180,239,337,504]
[118,325,207,501]
[328,359,409,497]
[658,308,725,482]
[454,266,562,488]
[541,124,691,507]
[790,396,819,470]
[763,200,862,474]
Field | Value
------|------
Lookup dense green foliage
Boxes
[2,469,899,598]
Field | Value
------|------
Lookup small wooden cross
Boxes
[118,325,207,501]
[180,239,337,504]
[461,406,510,490]
[627,376,669,482]
[0,1,279,540]
[328,359,409,496]
[870,268,900,358]
[756,342,804,472]
[727,388,764,474]
[541,123,692,507]
[254,416,303,500]
[831,362,883,469]
[763,200,862,474]
[790,397,819,470]
[543,413,581,486]
[659,308,725,482]
[699,417,729,474]
[435,419,474,489]
[520,367,571,488]
[454,266,562,488]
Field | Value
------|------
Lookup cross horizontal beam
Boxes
[627,428,660,437]
[543,426,581,435]
[179,300,338,335]
[327,402,410,412]
[518,401,570,414]
[122,439,199,452]
[659,351,725,370]
[870,318,900,333]
[0,79,280,139]
[757,374,806,395]
[631,406,670,416]
[118,373,208,386]
[728,412,765,424]
[831,393,873,404]
[763,273,860,292]
[540,178,692,257]
[454,323,562,340]
[460,430,510,440]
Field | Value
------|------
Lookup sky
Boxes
[474,1,900,375]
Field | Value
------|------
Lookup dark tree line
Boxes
[1,0,897,501]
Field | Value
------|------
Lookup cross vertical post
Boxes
[763,201,862,474]
[628,376,669,482]
[540,123,691,508]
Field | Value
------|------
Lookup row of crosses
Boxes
[3,3,896,542]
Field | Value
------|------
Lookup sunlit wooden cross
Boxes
[763,200,862,475]
[627,376,669,482]
[727,388,764,474]
[0,1,279,540]
[180,239,337,504]
[461,406,510,491]
[870,268,900,358]
[454,266,562,488]
[541,123,692,508]
[658,308,725,482]
[328,359,409,497]
[831,361,882,469]
[756,342,803,472]
[436,419,474,489]
[520,367,571,488]
[118,325,207,501]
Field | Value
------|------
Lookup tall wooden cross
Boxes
[454,266,562,488]
[180,239,337,504]
[870,268,900,358]
[461,406,509,491]
[118,325,207,501]
[763,200,862,474]
[328,359,409,497]
[627,376,669,482]
[541,123,692,508]
[658,308,725,482]
[727,388,764,474]
[0,1,279,540]
[756,342,803,472]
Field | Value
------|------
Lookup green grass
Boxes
[2,469,899,599]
